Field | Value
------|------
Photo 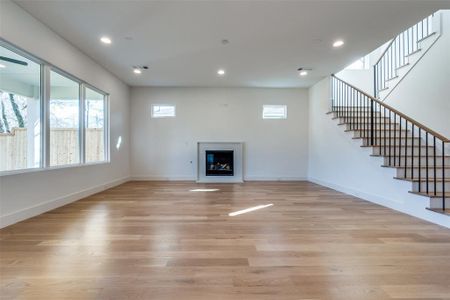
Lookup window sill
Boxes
[0,161,111,177]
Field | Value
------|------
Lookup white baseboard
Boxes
[308,177,450,229]
[131,175,308,182]
[130,175,196,181]
[0,176,130,229]
[244,176,308,181]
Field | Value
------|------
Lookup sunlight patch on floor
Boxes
[228,204,273,216]
[189,188,220,192]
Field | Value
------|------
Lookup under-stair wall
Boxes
[308,77,450,228]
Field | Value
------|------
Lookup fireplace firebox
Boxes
[205,150,234,176]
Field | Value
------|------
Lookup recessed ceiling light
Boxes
[333,40,345,48]
[217,69,226,76]
[0,64,5,68]
[299,70,308,76]
[100,36,112,44]
[133,68,142,74]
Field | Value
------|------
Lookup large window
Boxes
[0,45,41,172]
[50,70,80,166]
[85,87,106,163]
[0,41,109,174]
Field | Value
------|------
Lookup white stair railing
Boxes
[374,14,435,98]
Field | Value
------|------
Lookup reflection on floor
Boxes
[1,181,450,299]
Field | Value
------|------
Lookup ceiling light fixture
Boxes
[100,36,112,44]
[333,40,345,48]
[298,67,311,76]
[133,68,142,74]
[0,64,5,68]
[217,69,226,76]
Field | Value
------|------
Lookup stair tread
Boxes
[339,123,399,126]
[426,208,450,216]
[361,145,435,148]
[394,177,450,182]
[417,31,437,43]
[395,62,410,70]
[333,117,388,121]
[384,165,450,169]
[409,191,448,198]
[405,48,422,57]
[353,137,420,140]
[386,75,399,82]
[371,154,450,158]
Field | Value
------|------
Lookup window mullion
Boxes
[80,84,86,164]
[105,95,110,162]
[42,65,51,168]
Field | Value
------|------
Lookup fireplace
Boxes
[205,150,234,176]
[197,142,243,183]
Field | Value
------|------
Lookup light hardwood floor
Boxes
[1,181,450,299]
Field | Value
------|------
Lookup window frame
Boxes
[0,38,110,176]
[83,83,110,164]
[151,104,176,118]
[262,104,288,120]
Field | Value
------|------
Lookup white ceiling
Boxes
[14,0,450,88]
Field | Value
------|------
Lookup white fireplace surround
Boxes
[197,142,244,183]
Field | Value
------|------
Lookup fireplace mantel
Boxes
[197,142,243,183]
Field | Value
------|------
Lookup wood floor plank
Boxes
[1,181,450,299]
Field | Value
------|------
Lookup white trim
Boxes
[308,177,450,229]
[244,176,308,181]
[0,38,110,174]
[129,176,308,182]
[197,142,244,183]
[0,161,111,177]
[130,175,196,181]
[262,104,287,119]
[0,176,130,228]
[79,83,86,164]
[151,104,176,118]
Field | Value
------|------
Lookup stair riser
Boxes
[429,198,450,210]
[396,168,450,179]
[412,182,450,193]
[383,157,450,167]
[372,146,441,156]
[362,138,423,147]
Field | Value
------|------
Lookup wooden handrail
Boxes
[331,74,450,143]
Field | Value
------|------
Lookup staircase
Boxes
[330,75,449,215]
[374,13,441,100]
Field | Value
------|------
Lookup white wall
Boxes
[130,87,309,181]
[336,42,389,94]
[0,0,131,227]
[335,69,372,94]
[308,77,450,228]
[384,11,450,138]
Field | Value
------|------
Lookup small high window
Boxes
[262,105,287,119]
[152,104,176,118]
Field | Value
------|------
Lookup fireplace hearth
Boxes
[206,150,234,176]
